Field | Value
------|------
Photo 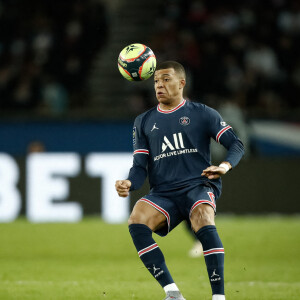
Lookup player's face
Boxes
[154,68,185,104]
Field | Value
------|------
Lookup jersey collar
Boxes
[157,99,186,114]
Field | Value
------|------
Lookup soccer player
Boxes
[115,61,244,300]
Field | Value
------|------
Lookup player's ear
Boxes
[179,79,186,89]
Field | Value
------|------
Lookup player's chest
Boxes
[144,113,205,142]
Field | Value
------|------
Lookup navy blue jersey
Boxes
[128,99,244,196]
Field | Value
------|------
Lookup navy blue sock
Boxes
[195,225,225,295]
[129,224,174,288]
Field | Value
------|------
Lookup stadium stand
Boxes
[0,0,299,123]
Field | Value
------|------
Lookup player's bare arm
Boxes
[115,180,132,197]
[201,162,232,180]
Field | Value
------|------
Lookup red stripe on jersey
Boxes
[157,99,186,114]
[138,198,170,231]
[138,243,158,257]
[133,149,149,155]
[203,248,225,256]
[216,126,232,143]
[189,200,216,217]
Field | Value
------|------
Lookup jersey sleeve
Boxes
[206,106,245,168]
[127,115,149,191]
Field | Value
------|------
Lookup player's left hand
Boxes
[201,165,229,180]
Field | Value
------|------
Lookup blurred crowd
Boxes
[0,0,299,122]
[151,0,300,120]
[0,0,107,116]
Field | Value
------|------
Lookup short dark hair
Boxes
[156,61,186,79]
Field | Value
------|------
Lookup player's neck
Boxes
[159,98,184,111]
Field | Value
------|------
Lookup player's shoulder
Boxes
[134,106,157,127]
[186,99,219,115]
[186,99,205,110]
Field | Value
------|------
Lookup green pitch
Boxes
[0,216,299,300]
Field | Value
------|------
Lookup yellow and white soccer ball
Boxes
[118,43,156,81]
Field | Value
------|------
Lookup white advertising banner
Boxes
[0,152,133,223]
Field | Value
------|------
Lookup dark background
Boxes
[1,0,300,217]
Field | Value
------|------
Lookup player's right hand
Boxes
[115,180,132,197]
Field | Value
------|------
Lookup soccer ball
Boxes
[118,43,156,81]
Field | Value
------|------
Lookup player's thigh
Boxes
[185,183,217,232]
[128,199,167,232]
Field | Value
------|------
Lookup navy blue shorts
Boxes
[136,183,218,236]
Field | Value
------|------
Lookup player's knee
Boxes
[128,211,152,227]
[190,204,215,231]
[128,214,142,226]
[128,212,165,232]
